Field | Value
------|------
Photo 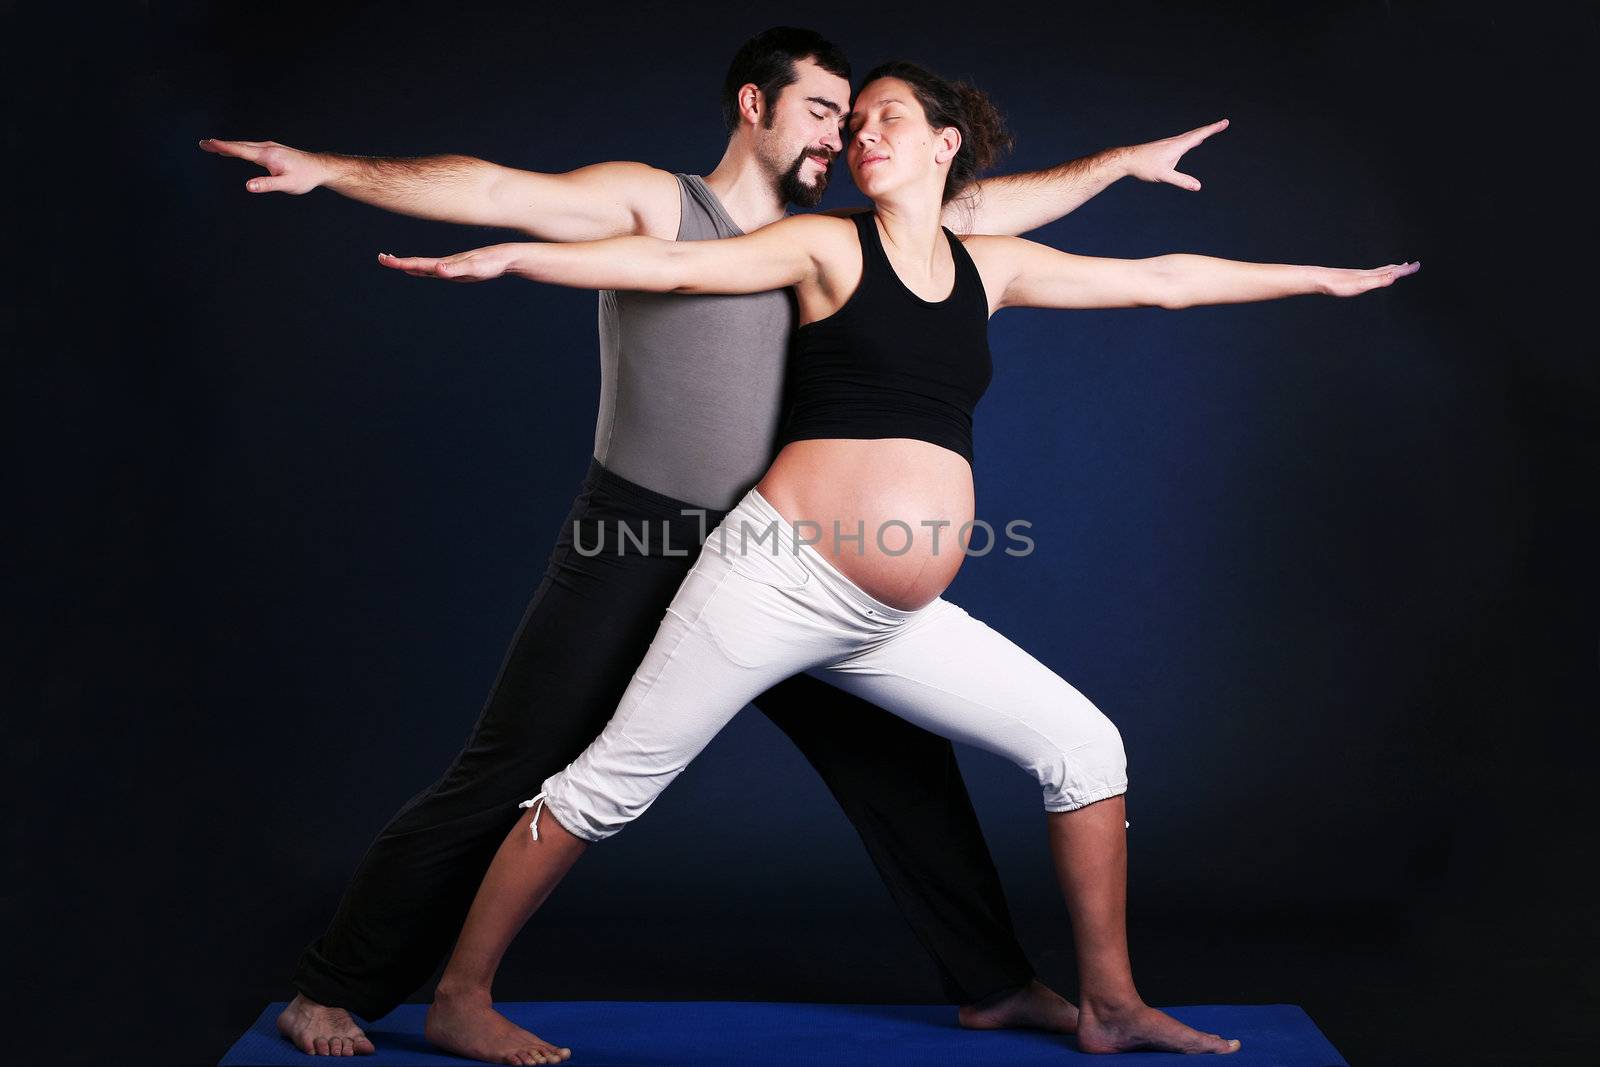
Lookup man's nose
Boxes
[820,124,843,153]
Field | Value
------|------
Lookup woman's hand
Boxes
[1313,262,1422,297]
[377,245,527,283]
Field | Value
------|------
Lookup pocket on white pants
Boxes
[720,535,812,590]
[698,565,824,669]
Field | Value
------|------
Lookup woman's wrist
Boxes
[503,243,543,280]
[1302,264,1333,297]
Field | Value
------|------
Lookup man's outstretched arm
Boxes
[942,119,1229,237]
[197,139,681,241]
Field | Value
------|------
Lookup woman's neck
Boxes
[872,195,947,268]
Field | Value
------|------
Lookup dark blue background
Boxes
[11,1,1595,1064]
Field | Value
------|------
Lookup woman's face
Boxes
[846,77,958,202]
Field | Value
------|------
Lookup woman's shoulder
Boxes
[954,232,1021,267]
[766,211,861,241]
[749,213,863,274]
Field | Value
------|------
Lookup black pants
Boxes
[293,460,1034,1020]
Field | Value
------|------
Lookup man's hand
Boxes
[199,138,332,194]
[376,245,525,283]
[947,118,1231,236]
[1118,119,1229,191]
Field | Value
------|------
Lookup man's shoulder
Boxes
[568,162,681,238]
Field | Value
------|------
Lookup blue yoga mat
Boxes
[222,1001,1346,1066]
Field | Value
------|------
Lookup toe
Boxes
[353,1034,375,1054]
[313,1036,330,1055]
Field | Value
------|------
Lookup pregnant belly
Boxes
[755,439,976,611]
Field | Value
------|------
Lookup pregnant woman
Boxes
[381,62,1416,1065]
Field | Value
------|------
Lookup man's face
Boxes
[754,57,851,208]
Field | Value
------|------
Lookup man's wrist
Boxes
[1100,144,1135,182]
[315,152,357,193]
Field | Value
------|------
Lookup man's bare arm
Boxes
[942,119,1229,237]
[198,139,681,241]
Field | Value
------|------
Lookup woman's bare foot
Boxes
[1077,997,1240,1055]
[958,979,1080,1033]
[275,994,376,1056]
[425,986,571,1066]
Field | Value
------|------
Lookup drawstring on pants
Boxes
[519,793,549,841]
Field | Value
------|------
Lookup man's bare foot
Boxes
[425,986,571,1066]
[275,994,376,1056]
[958,979,1080,1033]
[1077,997,1240,1054]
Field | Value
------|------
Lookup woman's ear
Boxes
[934,125,962,165]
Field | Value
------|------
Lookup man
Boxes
[203,26,1226,1058]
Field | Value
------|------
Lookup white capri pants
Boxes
[527,487,1128,843]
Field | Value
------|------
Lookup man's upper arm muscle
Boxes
[485,161,682,241]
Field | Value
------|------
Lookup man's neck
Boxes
[701,139,788,234]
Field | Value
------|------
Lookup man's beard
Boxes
[777,148,834,208]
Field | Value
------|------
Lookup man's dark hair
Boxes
[721,27,851,134]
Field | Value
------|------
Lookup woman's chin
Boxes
[852,171,889,199]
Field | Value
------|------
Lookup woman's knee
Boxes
[531,778,640,844]
[1033,709,1128,811]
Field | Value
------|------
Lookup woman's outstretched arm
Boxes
[377,213,836,295]
[962,235,1419,312]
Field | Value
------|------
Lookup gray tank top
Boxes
[592,174,795,511]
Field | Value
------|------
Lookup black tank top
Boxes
[775,212,993,464]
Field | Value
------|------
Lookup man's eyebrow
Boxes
[806,96,844,115]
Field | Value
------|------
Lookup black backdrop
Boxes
[10,1,1596,1064]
